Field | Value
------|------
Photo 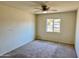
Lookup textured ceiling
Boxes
[0,1,79,14]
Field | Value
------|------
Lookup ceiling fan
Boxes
[40,4,49,11]
[34,1,58,13]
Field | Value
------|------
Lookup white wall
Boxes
[36,11,76,44]
[0,4,35,55]
[75,9,79,57]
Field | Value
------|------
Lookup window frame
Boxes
[46,18,61,33]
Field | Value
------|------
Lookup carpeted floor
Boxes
[1,40,77,58]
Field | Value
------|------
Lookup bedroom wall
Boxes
[75,9,79,57]
[0,4,35,55]
[36,11,76,44]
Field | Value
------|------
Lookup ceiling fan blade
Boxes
[50,9,58,11]
[33,8,42,12]
[49,7,58,11]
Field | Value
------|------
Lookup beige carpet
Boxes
[1,40,77,58]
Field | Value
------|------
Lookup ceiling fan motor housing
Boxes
[42,5,49,11]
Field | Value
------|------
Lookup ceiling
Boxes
[0,1,79,14]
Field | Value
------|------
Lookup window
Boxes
[46,18,61,32]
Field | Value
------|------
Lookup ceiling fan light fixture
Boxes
[42,11,48,13]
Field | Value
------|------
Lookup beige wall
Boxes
[75,9,79,57]
[0,4,35,55]
[36,11,76,44]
